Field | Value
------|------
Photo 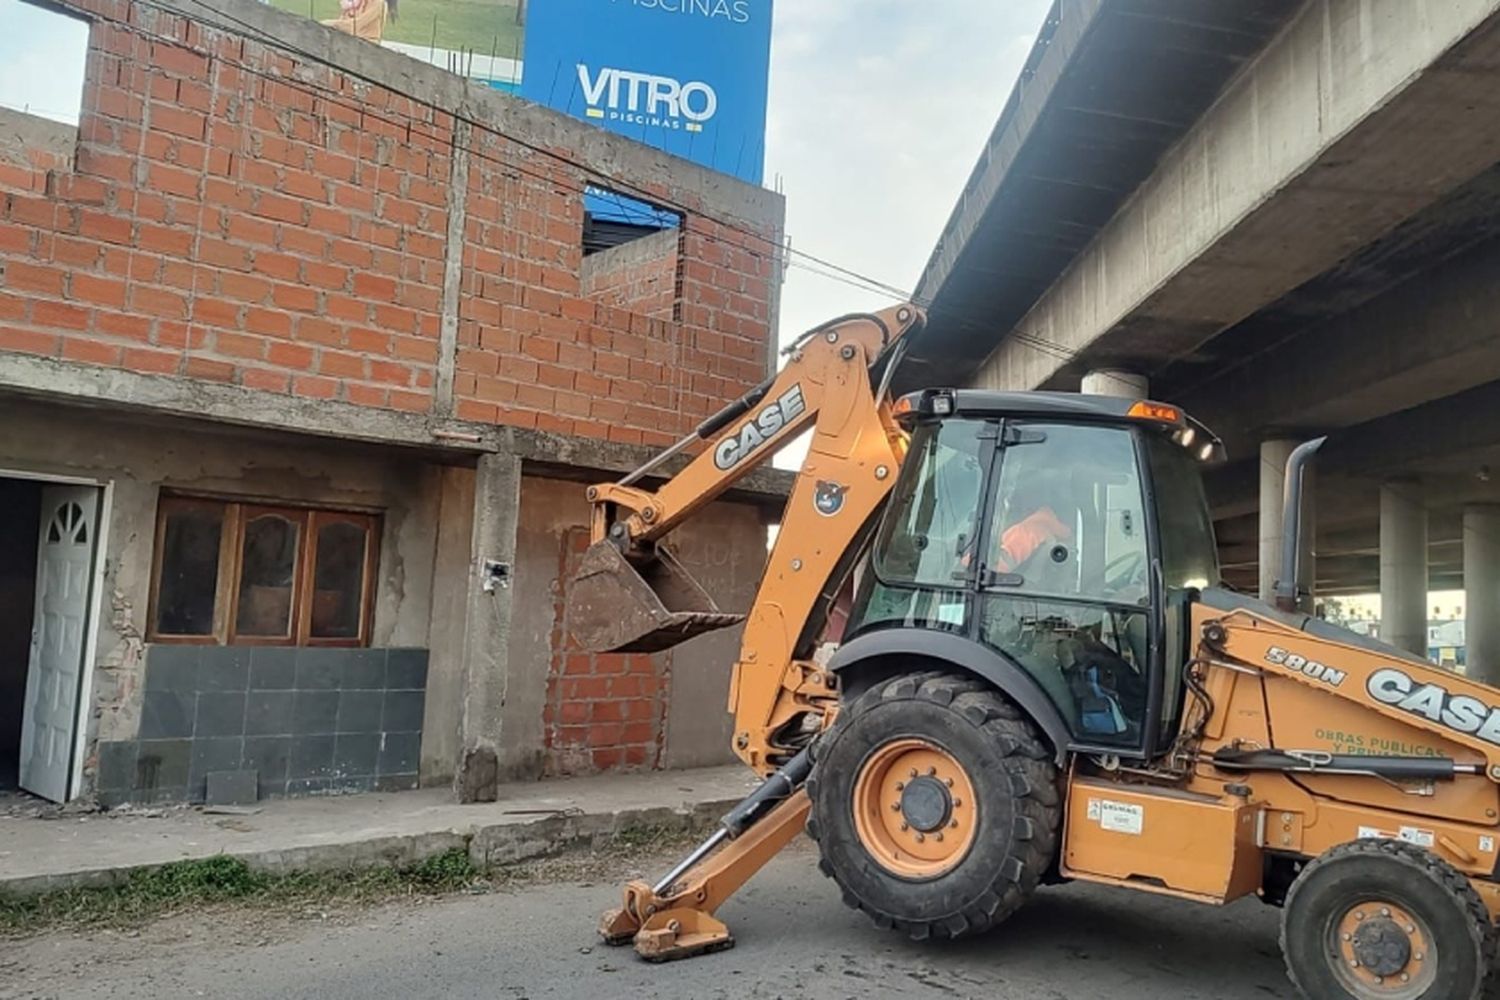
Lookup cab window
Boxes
[977,422,1151,748]
[981,422,1148,605]
[871,419,985,589]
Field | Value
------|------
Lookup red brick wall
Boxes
[0,0,778,447]
[580,229,678,320]
[542,527,669,774]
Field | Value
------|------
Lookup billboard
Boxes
[520,0,774,186]
[268,0,526,91]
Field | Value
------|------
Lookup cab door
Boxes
[972,421,1157,754]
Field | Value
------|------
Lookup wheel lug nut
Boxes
[1400,974,1410,983]
[1341,933,1351,942]
[900,822,908,831]
[953,798,962,808]
[949,820,959,829]
[895,782,905,791]
[1355,912,1364,921]
[1380,908,1390,917]
[1405,924,1414,934]
[891,803,901,812]
[945,777,954,787]
[934,832,944,842]
[927,767,937,776]
[914,832,925,843]
[909,768,918,778]
[1350,960,1360,968]
[1415,952,1425,962]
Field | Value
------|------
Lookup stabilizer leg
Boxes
[598,783,812,962]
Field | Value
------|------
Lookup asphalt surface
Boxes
[3,843,1307,1000]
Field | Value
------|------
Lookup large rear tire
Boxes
[807,670,1060,940]
[1281,838,1494,1000]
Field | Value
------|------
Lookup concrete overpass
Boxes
[910,0,1500,674]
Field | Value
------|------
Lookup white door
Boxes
[20,486,100,802]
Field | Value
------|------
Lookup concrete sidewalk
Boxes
[0,766,756,897]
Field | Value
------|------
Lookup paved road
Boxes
[5,843,1305,1000]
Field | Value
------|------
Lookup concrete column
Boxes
[455,451,523,802]
[1081,369,1148,399]
[1379,480,1428,657]
[1465,505,1500,684]
[1259,438,1315,611]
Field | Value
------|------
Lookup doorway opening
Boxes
[0,478,42,791]
[0,475,103,801]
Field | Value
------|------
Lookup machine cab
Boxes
[846,389,1223,759]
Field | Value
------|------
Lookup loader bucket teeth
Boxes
[567,540,744,654]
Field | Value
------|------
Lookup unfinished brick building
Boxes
[0,0,784,805]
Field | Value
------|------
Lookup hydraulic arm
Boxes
[568,304,924,958]
[570,303,923,771]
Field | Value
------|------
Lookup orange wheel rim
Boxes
[851,738,978,879]
[1329,898,1434,998]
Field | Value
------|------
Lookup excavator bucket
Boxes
[568,541,744,654]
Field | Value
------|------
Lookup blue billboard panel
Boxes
[521,0,773,187]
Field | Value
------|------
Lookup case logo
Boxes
[713,384,806,470]
[1368,667,1500,744]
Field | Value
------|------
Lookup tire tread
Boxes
[808,671,1061,941]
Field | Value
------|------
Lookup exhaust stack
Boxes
[1272,437,1327,614]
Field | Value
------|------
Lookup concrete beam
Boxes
[0,353,795,505]
[1380,481,1429,655]
[1081,369,1147,399]
[1467,506,1500,684]
[971,0,1500,393]
[1184,238,1500,460]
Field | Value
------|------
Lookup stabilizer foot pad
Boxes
[640,936,736,963]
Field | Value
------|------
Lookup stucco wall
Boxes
[0,399,445,793]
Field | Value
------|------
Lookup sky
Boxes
[763,1,1048,344]
[0,0,89,124]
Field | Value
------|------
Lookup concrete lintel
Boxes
[0,351,488,457]
[0,353,796,502]
[971,0,1500,393]
[94,0,780,228]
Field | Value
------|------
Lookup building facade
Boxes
[0,0,784,806]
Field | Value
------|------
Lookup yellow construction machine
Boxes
[571,304,1500,999]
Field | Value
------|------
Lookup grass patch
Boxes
[0,826,713,938]
[0,849,481,936]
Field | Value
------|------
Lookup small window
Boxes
[149,497,379,646]
[0,0,89,127]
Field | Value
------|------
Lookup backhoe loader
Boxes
[571,304,1500,999]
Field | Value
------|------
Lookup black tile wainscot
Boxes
[94,645,428,806]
